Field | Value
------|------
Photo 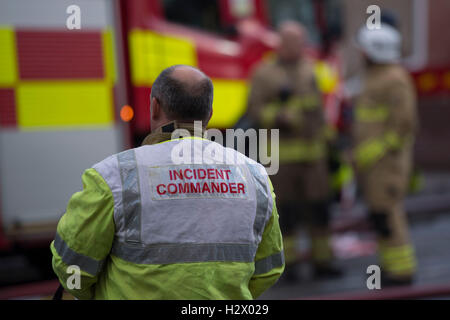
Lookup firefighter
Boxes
[51,65,284,299]
[353,23,418,285]
[246,21,341,280]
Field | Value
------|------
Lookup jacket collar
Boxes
[141,121,206,146]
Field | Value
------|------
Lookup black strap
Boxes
[52,284,64,300]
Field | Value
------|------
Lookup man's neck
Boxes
[142,120,206,146]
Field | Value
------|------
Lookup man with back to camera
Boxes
[51,65,285,299]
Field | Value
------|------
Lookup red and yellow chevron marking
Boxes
[0,28,18,86]
[128,29,248,130]
[0,27,116,130]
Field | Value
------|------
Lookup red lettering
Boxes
[211,182,220,193]
[178,183,189,193]
[215,169,224,180]
[190,182,201,193]
[173,170,183,181]
[207,168,215,179]
[220,182,229,193]
[229,183,237,193]
[224,170,231,180]
[184,169,193,180]
[167,183,177,194]
[169,170,173,181]
[202,182,211,193]
[157,184,166,195]
[237,183,245,194]
[198,169,207,179]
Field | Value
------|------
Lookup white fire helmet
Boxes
[356,23,402,64]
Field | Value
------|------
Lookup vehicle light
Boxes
[120,105,134,122]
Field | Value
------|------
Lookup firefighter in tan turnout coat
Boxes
[353,23,418,285]
[246,21,341,280]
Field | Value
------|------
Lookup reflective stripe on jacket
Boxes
[51,137,284,299]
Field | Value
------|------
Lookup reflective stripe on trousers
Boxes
[379,243,417,276]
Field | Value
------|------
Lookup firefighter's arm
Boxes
[50,168,115,300]
[249,178,285,299]
[384,79,418,145]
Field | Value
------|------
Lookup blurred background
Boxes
[0,0,449,299]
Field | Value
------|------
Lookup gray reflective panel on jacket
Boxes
[54,232,105,275]
[111,241,258,264]
[94,138,272,264]
[117,150,141,243]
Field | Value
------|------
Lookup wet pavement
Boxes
[260,207,450,299]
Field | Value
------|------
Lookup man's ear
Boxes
[150,97,160,121]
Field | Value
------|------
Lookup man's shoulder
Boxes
[371,64,410,86]
[387,65,414,87]
[91,147,140,175]
[93,143,161,166]
[91,141,269,181]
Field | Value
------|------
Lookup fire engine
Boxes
[0,0,344,255]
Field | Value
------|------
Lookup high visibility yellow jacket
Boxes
[51,134,284,300]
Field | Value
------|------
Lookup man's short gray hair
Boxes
[150,65,213,122]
